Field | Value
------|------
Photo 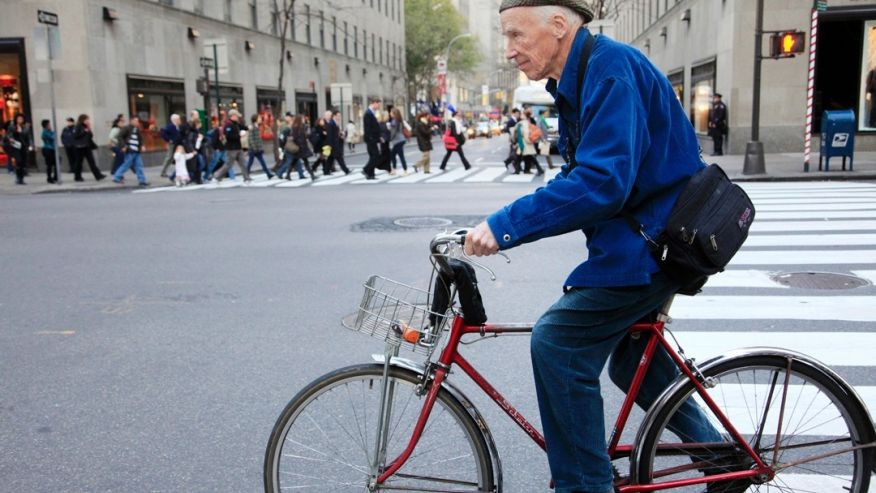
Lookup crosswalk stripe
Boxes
[274,177,313,188]
[740,182,875,190]
[755,203,876,212]
[249,178,283,187]
[672,297,875,322]
[311,172,368,187]
[750,220,876,232]
[502,173,538,183]
[425,167,479,183]
[746,191,876,198]
[705,270,787,289]
[852,270,876,284]
[388,171,434,184]
[352,172,396,184]
[673,331,876,366]
[744,234,876,247]
[465,167,506,183]
[756,210,876,220]
[133,185,175,194]
[731,249,875,265]
[751,198,876,204]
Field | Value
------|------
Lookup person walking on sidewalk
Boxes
[108,114,128,176]
[439,111,471,171]
[502,108,520,170]
[276,114,315,180]
[210,110,251,184]
[61,117,76,173]
[184,112,205,184]
[6,113,33,185]
[111,115,149,187]
[361,98,383,180]
[71,114,105,182]
[518,109,545,175]
[708,93,727,156]
[346,119,358,152]
[388,107,409,174]
[326,110,351,175]
[413,112,433,173]
[309,117,330,176]
[536,108,555,169]
[41,119,58,184]
[159,114,182,177]
[246,113,274,179]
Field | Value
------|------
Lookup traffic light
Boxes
[770,31,805,58]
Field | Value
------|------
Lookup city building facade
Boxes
[611,0,876,155]
[0,0,405,161]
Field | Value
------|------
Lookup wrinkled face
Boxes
[171,114,181,125]
[501,8,562,81]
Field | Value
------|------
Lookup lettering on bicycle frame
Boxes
[494,392,541,441]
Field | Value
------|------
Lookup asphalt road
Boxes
[2,136,874,492]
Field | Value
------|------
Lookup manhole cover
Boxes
[770,272,869,290]
[393,217,454,228]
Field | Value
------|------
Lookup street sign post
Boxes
[437,58,447,75]
[199,56,215,69]
[38,10,62,183]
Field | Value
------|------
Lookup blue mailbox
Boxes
[819,110,855,171]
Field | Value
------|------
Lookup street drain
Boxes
[770,272,869,290]
[393,217,454,228]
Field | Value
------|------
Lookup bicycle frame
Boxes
[375,315,772,491]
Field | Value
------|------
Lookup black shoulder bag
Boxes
[565,33,756,295]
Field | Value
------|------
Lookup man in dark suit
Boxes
[325,109,350,175]
[708,93,727,156]
[503,108,520,169]
[361,98,382,179]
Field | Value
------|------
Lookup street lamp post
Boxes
[442,33,471,105]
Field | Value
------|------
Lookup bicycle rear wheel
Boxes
[635,354,874,492]
[264,363,494,492]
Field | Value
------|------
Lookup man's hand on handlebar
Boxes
[464,222,499,257]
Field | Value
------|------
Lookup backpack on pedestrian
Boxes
[528,122,542,144]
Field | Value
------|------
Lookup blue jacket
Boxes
[487,29,704,288]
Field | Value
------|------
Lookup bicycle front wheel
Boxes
[635,353,874,492]
[264,363,494,493]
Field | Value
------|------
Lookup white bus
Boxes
[512,84,559,151]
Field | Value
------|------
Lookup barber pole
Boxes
[803,6,819,171]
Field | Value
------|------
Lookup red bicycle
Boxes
[264,232,875,492]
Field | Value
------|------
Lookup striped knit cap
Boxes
[498,0,594,23]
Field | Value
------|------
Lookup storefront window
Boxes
[127,76,186,152]
[216,84,244,120]
[859,21,876,130]
[257,87,284,141]
[667,69,684,109]
[690,61,716,134]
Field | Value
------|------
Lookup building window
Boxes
[332,16,337,52]
[270,5,279,35]
[127,76,186,152]
[257,87,285,119]
[667,69,684,108]
[319,11,325,49]
[690,60,716,134]
[354,26,359,58]
[344,21,348,55]
[379,36,383,65]
[194,0,204,15]
[305,4,311,45]
[225,0,232,22]
[372,33,375,63]
[158,0,173,5]
[249,0,258,30]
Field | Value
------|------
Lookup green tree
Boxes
[404,0,482,115]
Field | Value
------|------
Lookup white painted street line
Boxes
[752,197,876,204]
[852,270,876,285]
[426,167,479,183]
[756,211,876,220]
[465,167,506,183]
[388,171,434,184]
[755,203,876,212]
[544,168,562,181]
[502,173,538,183]
[693,384,876,437]
[731,250,876,265]
[475,157,484,163]
[274,178,313,188]
[744,234,876,247]
[311,172,370,187]
[673,331,876,366]
[705,270,787,289]
[746,191,876,198]
[133,185,175,194]
[750,220,876,232]
[672,297,876,322]
[216,179,243,188]
[740,182,875,190]
[352,171,396,184]
[249,178,283,188]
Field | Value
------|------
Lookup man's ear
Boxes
[550,13,569,39]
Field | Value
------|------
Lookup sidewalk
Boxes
[1,148,873,195]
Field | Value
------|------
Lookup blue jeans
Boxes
[390,141,407,170]
[276,153,306,179]
[110,146,126,174]
[531,273,723,493]
[206,150,234,179]
[112,152,147,184]
[246,150,273,177]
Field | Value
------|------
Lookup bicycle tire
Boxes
[264,363,495,493]
[634,353,874,492]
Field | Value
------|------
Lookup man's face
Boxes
[501,8,562,81]
[371,102,381,111]
[324,111,333,120]
[171,115,180,125]
[712,96,721,105]
[67,120,74,127]
[130,117,139,127]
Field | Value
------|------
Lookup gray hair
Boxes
[533,5,584,31]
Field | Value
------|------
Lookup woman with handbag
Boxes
[439,111,471,171]
[276,114,315,180]
[72,114,106,182]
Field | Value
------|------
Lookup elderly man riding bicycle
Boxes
[465,1,738,492]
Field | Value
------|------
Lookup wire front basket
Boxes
[344,275,454,356]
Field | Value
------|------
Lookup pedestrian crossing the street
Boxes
[133,165,565,193]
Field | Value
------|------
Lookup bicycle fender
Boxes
[371,354,504,493]
[629,347,876,483]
